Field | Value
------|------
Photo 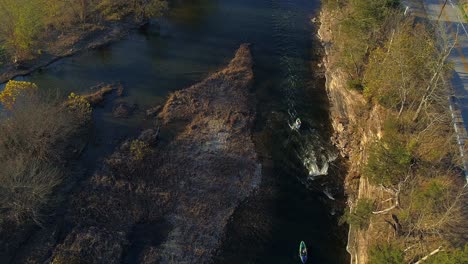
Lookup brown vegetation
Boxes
[0,81,91,261]
[48,44,261,263]
[0,86,90,218]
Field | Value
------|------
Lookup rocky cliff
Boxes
[318,10,392,264]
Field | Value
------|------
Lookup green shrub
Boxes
[369,243,404,264]
[130,140,150,161]
[336,0,401,76]
[340,198,374,229]
[413,178,449,213]
[364,137,411,186]
[322,0,346,9]
[411,175,461,225]
[0,80,38,109]
[347,78,364,91]
[363,22,443,112]
[67,92,92,123]
[0,0,45,60]
[425,245,468,264]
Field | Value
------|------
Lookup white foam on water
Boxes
[323,188,335,200]
[299,142,337,179]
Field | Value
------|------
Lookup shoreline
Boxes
[0,20,149,84]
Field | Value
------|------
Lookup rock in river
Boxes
[145,105,162,118]
[112,102,136,118]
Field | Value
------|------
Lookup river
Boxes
[13,0,349,263]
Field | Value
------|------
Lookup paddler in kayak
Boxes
[290,117,302,131]
[295,118,301,130]
[299,241,307,263]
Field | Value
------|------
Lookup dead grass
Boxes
[0,93,88,225]
[0,155,61,225]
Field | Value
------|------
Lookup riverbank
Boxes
[0,20,145,84]
[319,2,467,263]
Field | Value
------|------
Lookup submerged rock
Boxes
[138,128,159,146]
[83,84,116,106]
[112,102,136,118]
[145,105,162,118]
[116,83,124,97]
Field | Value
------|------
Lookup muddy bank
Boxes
[48,44,261,263]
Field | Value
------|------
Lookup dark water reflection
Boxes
[10,0,348,262]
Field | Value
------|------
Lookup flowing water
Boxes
[6,0,349,262]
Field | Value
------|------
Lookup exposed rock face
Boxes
[50,44,261,264]
[319,9,386,264]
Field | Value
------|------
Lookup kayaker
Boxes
[295,118,301,129]
[299,241,308,263]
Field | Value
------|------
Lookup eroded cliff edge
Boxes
[318,10,388,264]
[50,44,261,263]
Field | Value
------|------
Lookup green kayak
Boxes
[299,241,307,263]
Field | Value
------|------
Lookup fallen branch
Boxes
[372,204,397,215]
[404,244,417,252]
[373,184,402,215]
[413,246,443,264]
[378,184,398,195]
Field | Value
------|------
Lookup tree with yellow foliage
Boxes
[0,80,38,109]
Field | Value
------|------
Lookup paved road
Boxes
[423,1,468,114]
[404,0,468,182]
